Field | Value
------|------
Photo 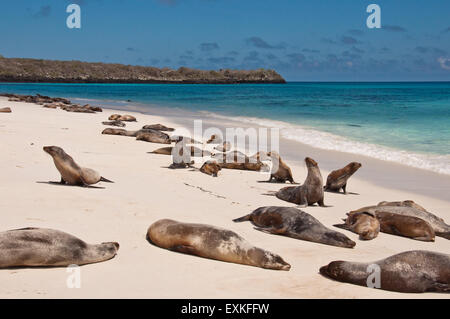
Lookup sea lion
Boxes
[275,157,325,207]
[0,227,119,268]
[119,114,136,122]
[147,219,291,270]
[267,151,295,183]
[170,136,202,144]
[102,128,136,137]
[233,206,356,248]
[150,146,211,157]
[200,161,222,177]
[214,141,231,152]
[43,146,114,186]
[0,107,11,113]
[324,162,362,193]
[102,120,126,127]
[212,151,267,171]
[142,124,175,131]
[320,250,450,293]
[136,131,171,144]
[377,200,427,212]
[350,201,450,239]
[206,134,222,144]
[334,211,380,240]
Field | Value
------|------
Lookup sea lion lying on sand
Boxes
[0,107,11,113]
[108,114,136,122]
[200,161,222,177]
[136,131,171,144]
[142,124,175,131]
[102,120,126,127]
[350,200,450,240]
[275,157,326,207]
[267,151,295,183]
[147,219,291,270]
[334,212,380,240]
[212,151,268,171]
[43,146,113,186]
[0,228,119,268]
[149,146,211,157]
[324,162,362,193]
[234,206,356,248]
[320,250,450,293]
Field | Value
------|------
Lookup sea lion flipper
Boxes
[100,176,114,183]
[430,282,450,293]
[233,214,251,223]
[435,232,450,240]
[333,223,351,231]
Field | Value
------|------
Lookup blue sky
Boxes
[1,0,449,81]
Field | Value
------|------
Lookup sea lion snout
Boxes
[102,241,120,253]
[305,157,318,167]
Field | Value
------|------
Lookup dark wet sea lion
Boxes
[200,161,222,177]
[334,211,380,240]
[43,146,114,186]
[0,107,11,113]
[0,227,119,268]
[275,157,325,207]
[102,120,126,127]
[142,124,175,131]
[350,200,450,239]
[147,219,291,270]
[320,250,450,293]
[233,206,355,248]
[267,151,295,183]
[324,162,362,193]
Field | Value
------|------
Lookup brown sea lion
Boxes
[200,161,222,177]
[102,128,136,137]
[147,219,291,270]
[142,124,175,131]
[275,157,325,207]
[214,141,231,152]
[377,200,427,212]
[108,114,121,121]
[234,206,356,248]
[170,136,202,144]
[0,107,11,113]
[43,146,114,186]
[206,134,222,144]
[375,211,435,241]
[0,227,119,268]
[136,131,171,144]
[212,151,268,171]
[320,250,450,293]
[324,162,362,193]
[334,211,380,240]
[102,120,126,127]
[267,151,295,183]
[350,201,450,240]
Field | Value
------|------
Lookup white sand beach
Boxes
[0,97,449,299]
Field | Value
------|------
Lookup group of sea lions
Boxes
[2,94,449,295]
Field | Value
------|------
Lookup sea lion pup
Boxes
[0,228,119,268]
[267,151,295,183]
[214,141,231,152]
[43,146,114,186]
[200,161,222,177]
[147,219,291,270]
[320,250,450,293]
[206,134,222,144]
[350,201,450,240]
[275,157,325,207]
[334,211,380,240]
[108,114,122,121]
[233,206,356,248]
[375,211,435,241]
[150,146,211,157]
[142,124,175,131]
[102,120,126,127]
[136,131,171,144]
[324,162,362,193]
[0,107,12,113]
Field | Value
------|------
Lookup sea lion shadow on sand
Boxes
[36,181,105,189]
[257,180,300,185]
[324,189,359,195]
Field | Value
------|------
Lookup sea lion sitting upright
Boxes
[200,161,222,177]
[0,107,12,113]
[267,151,295,183]
[320,250,450,293]
[147,219,291,270]
[275,157,325,207]
[350,201,450,240]
[324,162,362,193]
[233,206,356,248]
[43,146,113,186]
[0,227,119,268]
[334,211,380,240]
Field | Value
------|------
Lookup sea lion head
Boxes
[348,162,362,172]
[263,252,291,271]
[319,261,347,279]
[322,231,356,248]
[98,242,120,257]
[43,146,65,158]
[305,157,318,168]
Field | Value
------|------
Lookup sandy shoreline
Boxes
[0,97,449,298]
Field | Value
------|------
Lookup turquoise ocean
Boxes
[1,82,449,175]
